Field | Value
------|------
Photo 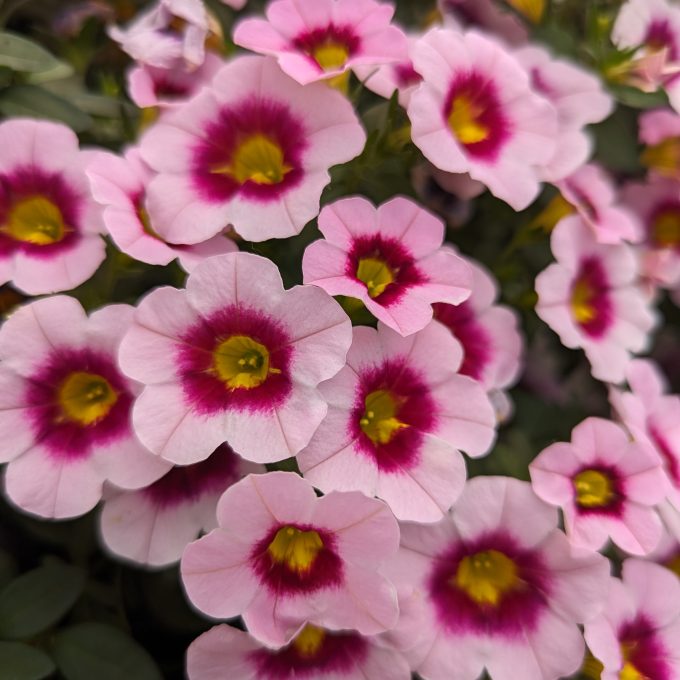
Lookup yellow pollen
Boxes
[3,196,67,245]
[620,641,643,680]
[211,134,292,185]
[356,257,395,298]
[313,42,350,71]
[267,526,324,574]
[213,335,279,390]
[529,194,575,233]
[573,469,615,508]
[505,0,546,24]
[453,549,519,606]
[652,209,680,248]
[57,372,118,426]
[448,94,490,145]
[641,137,680,179]
[360,389,409,445]
[570,277,597,325]
[292,624,326,658]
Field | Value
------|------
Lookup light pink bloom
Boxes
[515,45,613,182]
[100,443,262,568]
[0,296,170,519]
[408,29,557,211]
[298,321,496,523]
[438,0,528,46]
[108,0,210,69]
[222,0,247,8]
[140,56,366,243]
[233,0,408,86]
[302,195,472,336]
[639,107,680,146]
[535,216,656,383]
[181,471,399,647]
[119,252,351,465]
[0,119,105,295]
[187,623,410,679]
[87,148,236,271]
[530,417,667,555]
[388,476,609,680]
[584,559,680,680]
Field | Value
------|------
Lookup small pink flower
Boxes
[233,0,408,86]
[302,195,472,336]
[186,623,411,679]
[0,296,170,519]
[0,119,105,295]
[535,216,656,383]
[408,28,558,210]
[530,417,668,555]
[119,252,351,465]
[388,476,609,680]
[87,148,236,271]
[100,444,263,568]
[139,56,366,243]
[297,321,496,523]
[639,107,680,146]
[584,559,680,680]
[181,471,399,647]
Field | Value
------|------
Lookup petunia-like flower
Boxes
[87,148,236,271]
[530,417,667,555]
[100,444,263,568]
[119,252,351,465]
[387,476,610,680]
[0,296,170,519]
[181,471,399,647]
[407,28,558,211]
[233,0,408,90]
[297,321,496,523]
[514,45,613,182]
[302,195,472,336]
[639,108,680,180]
[186,623,411,679]
[0,119,106,295]
[139,56,366,243]
[535,216,656,383]
[585,559,680,680]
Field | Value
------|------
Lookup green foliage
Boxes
[0,641,55,680]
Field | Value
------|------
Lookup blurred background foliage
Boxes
[0,0,679,678]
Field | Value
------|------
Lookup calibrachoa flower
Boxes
[119,252,351,465]
[100,444,262,568]
[187,623,411,679]
[0,118,106,295]
[87,148,237,271]
[408,28,558,211]
[0,296,170,519]
[181,471,399,647]
[297,321,496,522]
[530,417,668,555]
[388,476,609,680]
[639,108,680,180]
[584,559,680,680]
[302,195,472,336]
[140,56,366,243]
[535,216,656,383]
[233,0,408,90]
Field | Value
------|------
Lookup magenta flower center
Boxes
[649,202,680,249]
[267,526,324,574]
[57,371,118,426]
[453,549,520,606]
[355,256,395,298]
[4,195,68,245]
[293,24,360,72]
[569,256,613,338]
[618,615,672,680]
[212,334,280,390]
[359,389,409,445]
[573,469,616,508]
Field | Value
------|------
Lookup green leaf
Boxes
[609,83,669,109]
[0,641,55,680]
[0,32,70,77]
[0,562,85,640]
[52,623,162,680]
[0,85,92,132]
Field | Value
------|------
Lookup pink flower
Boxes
[514,45,613,182]
[388,476,609,680]
[584,559,680,680]
[535,216,656,383]
[530,417,668,555]
[639,107,680,146]
[233,0,408,87]
[181,471,399,647]
[100,443,263,568]
[119,252,351,465]
[87,148,236,271]
[222,0,247,8]
[302,195,472,336]
[297,321,496,523]
[139,56,366,243]
[407,29,557,210]
[0,119,105,295]
[0,296,169,519]
[186,623,411,679]
[438,0,528,46]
